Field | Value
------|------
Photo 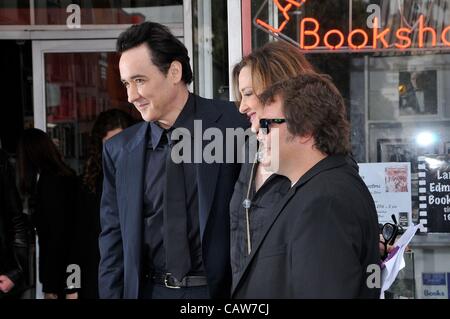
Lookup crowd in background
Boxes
[0,109,135,299]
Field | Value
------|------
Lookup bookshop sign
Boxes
[254,0,450,53]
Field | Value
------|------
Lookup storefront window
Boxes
[0,1,30,25]
[44,51,136,173]
[192,0,229,99]
[250,0,450,299]
[0,0,183,26]
[34,0,182,25]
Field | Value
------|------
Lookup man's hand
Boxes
[379,234,410,260]
[0,275,15,293]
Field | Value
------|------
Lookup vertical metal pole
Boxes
[364,55,370,162]
[183,0,194,92]
[30,0,35,25]
[228,0,243,100]
[349,0,353,32]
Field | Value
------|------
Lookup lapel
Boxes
[191,96,224,239]
[231,155,349,295]
[197,160,220,240]
[120,122,148,247]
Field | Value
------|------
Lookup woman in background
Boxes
[0,147,29,298]
[79,109,135,299]
[16,128,78,299]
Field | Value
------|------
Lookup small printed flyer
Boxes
[358,162,412,226]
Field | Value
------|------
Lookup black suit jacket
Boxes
[232,155,380,299]
[99,94,248,298]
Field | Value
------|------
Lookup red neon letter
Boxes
[441,25,450,46]
[256,0,305,34]
[394,28,412,49]
[275,0,304,20]
[256,18,290,34]
[300,18,320,49]
[418,15,437,48]
[372,17,390,48]
[324,29,345,49]
[348,29,369,49]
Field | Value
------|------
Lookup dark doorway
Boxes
[0,40,32,155]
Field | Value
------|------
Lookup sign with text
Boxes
[358,162,412,226]
[421,273,450,299]
[417,155,450,233]
[254,0,450,53]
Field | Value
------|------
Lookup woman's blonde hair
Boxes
[232,41,316,105]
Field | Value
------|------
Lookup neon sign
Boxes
[254,0,450,52]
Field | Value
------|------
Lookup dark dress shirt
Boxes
[143,94,204,275]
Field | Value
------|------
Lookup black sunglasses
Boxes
[259,118,286,134]
[380,214,404,260]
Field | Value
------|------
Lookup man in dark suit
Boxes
[99,21,248,299]
[232,74,380,298]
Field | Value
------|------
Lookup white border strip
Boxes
[227,0,242,101]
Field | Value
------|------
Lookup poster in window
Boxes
[358,162,412,226]
[417,155,450,233]
[377,139,439,173]
[378,140,418,173]
[398,70,438,117]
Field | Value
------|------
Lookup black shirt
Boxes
[229,152,291,285]
[143,94,204,275]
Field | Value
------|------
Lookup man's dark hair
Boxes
[260,73,351,156]
[117,21,193,85]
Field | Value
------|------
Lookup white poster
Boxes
[358,162,412,226]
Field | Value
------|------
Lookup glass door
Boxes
[32,39,135,173]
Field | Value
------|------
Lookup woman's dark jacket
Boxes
[76,178,102,299]
[0,149,28,285]
[32,172,78,293]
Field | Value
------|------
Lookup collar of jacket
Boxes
[292,154,351,189]
[124,93,223,154]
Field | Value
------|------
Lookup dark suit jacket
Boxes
[99,94,248,299]
[232,155,380,299]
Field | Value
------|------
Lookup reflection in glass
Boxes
[33,0,183,25]
[0,1,30,25]
[193,0,229,99]
[44,52,137,173]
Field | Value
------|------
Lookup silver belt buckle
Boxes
[164,273,181,289]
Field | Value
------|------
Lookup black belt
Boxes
[150,273,208,289]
